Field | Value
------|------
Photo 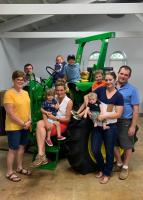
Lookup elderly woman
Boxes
[32,82,73,167]
[4,70,31,182]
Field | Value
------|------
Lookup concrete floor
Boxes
[0,118,143,200]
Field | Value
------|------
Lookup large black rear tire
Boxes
[65,118,97,175]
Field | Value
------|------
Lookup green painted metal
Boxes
[75,32,115,74]
[76,42,86,64]
[76,32,115,44]
[29,76,53,134]
[96,38,109,71]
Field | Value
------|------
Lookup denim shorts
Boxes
[6,129,29,150]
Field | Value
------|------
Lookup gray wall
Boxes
[20,37,143,113]
[0,38,20,90]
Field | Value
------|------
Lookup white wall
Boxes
[20,38,77,78]
[20,37,143,113]
[0,38,20,90]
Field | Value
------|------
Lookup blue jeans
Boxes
[91,124,117,176]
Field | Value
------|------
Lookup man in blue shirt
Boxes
[114,65,140,180]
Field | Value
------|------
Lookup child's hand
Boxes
[88,111,92,118]
[54,104,60,110]
[46,111,52,117]
[97,114,105,122]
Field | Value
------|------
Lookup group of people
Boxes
[23,54,80,87]
[3,55,140,184]
[73,67,139,184]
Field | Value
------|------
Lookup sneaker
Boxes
[112,163,122,172]
[31,154,48,167]
[119,168,129,180]
[45,139,53,146]
[57,136,66,141]
[71,110,77,116]
[73,115,81,120]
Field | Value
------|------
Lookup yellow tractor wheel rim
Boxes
[88,134,124,163]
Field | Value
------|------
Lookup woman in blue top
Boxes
[91,71,124,184]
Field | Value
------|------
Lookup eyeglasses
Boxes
[15,78,24,82]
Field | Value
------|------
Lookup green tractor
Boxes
[28,32,115,173]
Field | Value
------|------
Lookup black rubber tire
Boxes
[65,118,97,175]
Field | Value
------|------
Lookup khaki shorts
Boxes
[116,119,138,150]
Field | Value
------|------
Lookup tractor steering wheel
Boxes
[46,66,56,77]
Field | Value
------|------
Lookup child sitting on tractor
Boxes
[53,55,67,84]
[41,89,66,146]
[64,54,80,90]
[73,92,109,130]
[71,69,106,119]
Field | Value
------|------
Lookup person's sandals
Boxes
[16,168,31,176]
[73,115,81,120]
[95,171,103,178]
[71,110,77,116]
[6,172,21,182]
[99,176,110,184]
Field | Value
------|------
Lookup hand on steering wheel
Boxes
[46,66,56,77]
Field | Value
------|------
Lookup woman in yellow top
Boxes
[4,70,31,182]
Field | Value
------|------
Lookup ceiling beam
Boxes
[62,0,98,3]
[0,0,96,32]
[135,14,143,23]
[0,15,53,32]
[0,17,7,22]
[0,3,142,15]
[0,31,143,38]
